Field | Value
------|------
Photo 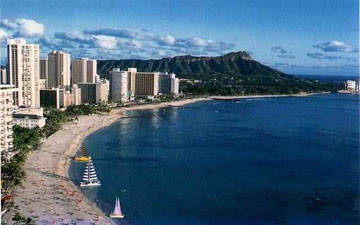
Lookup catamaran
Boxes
[74,145,91,162]
[110,197,125,218]
[80,159,101,187]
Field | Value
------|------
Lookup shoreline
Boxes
[12,97,206,224]
[209,92,330,100]
[12,93,325,224]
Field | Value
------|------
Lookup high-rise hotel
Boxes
[109,68,129,103]
[7,39,40,107]
[47,51,71,89]
[0,85,18,160]
[109,68,179,103]
[71,58,97,85]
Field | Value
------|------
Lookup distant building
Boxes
[96,79,109,103]
[0,85,17,160]
[78,80,108,104]
[109,68,179,102]
[78,83,97,104]
[0,68,6,84]
[71,58,97,85]
[158,73,179,95]
[13,107,46,129]
[134,71,159,96]
[345,80,360,91]
[86,59,97,83]
[346,80,356,90]
[7,39,40,107]
[40,58,48,80]
[71,85,82,105]
[40,88,65,109]
[109,68,129,103]
[48,51,71,89]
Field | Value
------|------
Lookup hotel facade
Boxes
[47,51,71,89]
[7,39,40,107]
[109,68,129,103]
[71,58,97,85]
[0,85,18,160]
[109,68,179,103]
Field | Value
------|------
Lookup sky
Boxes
[0,0,358,76]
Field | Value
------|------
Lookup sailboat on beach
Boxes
[80,159,101,187]
[74,145,91,162]
[110,197,125,218]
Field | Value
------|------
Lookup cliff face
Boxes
[97,51,288,79]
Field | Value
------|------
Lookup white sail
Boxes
[80,159,101,187]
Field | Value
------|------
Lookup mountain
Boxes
[97,51,338,95]
[97,51,282,77]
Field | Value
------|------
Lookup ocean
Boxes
[69,94,359,225]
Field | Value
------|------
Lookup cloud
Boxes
[0,18,237,60]
[126,39,142,48]
[46,29,236,59]
[0,18,44,37]
[157,35,176,45]
[306,52,349,60]
[85,27,235,53]
[313,40,357,53]
[0,29,8,40]
[183,37,208,47]
[270,46,295,59]
[94,35,117,49]
[84,28,155,40]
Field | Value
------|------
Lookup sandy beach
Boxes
[10,98,206,224]
[10,93,321,224]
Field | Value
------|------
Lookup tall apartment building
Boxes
[158,73,179,95]
[120,68,159,96]
[7,39,40,107]
[48,51,70,89]
[71,58,97,85]
[96,79,109,103]
[86,59,97,83]
[0,85,17,160]
[109,68,129,103]
[0,68,6,84]
[134,72,159,96]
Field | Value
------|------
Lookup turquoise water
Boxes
[69,94,359,225]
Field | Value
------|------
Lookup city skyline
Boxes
[0,0,358,76]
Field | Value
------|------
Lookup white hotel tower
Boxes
[0,85,18,160]
[7,39,40,107]
[109,68,129,103]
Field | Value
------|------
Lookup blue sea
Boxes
[69,94,359,225]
